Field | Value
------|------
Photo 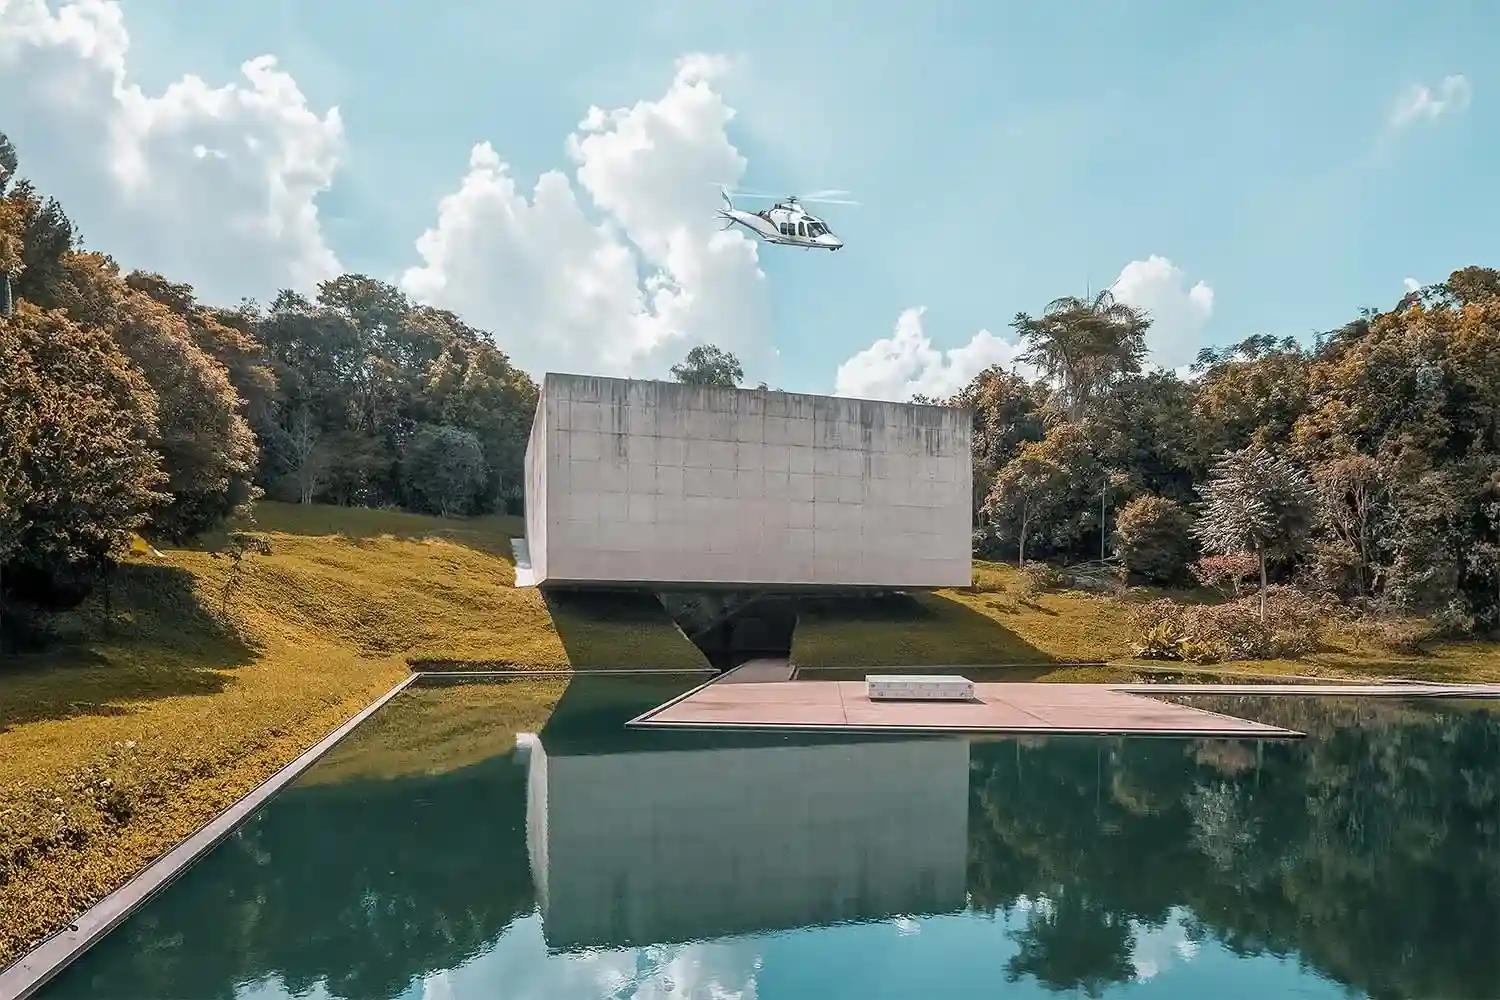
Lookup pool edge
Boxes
[0,672,423,1000]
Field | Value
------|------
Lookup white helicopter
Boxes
[717,188,850,251]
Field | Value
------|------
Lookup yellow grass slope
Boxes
[0,501,704,967]
[792,561,1137,669]
[793,560,1500,683]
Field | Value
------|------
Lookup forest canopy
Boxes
[964,271,1500,631]
[0,132,536,626]
[1,125,1496,635]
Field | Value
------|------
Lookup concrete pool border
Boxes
[0,673,420,1000]
[627,680,1310,738]
[8,668,1499,998]
[628,675,1500,737]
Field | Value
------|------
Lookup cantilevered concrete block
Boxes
[523,373,972,589]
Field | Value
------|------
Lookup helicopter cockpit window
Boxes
[807,221,827,237]
[796,221,807,237]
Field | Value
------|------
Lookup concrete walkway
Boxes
[630,681,1302,738]
[717,658,795,683]
[1110,682,1500,698]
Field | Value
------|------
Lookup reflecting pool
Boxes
[41,678,1500,999]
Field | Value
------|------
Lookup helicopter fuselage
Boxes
[719,197,843,250]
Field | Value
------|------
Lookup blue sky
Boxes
[3,1,1494,396]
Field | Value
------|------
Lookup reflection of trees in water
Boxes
[967,699,1500,999]
[45,752,534,1000]
[1005,889,1136,997]
[1186,781,1259,870]
[40,695,1500,1000]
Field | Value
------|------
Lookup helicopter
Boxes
[717,188,848,251]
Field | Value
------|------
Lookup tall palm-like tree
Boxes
[0,132,17,318]
[1012,290,1150,420]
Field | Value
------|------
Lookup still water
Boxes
[42,678,1500,999]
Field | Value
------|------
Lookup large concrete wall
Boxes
[523,392,548,583]
[524,373,972,588]
[524,737,970,949]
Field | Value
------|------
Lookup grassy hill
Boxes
[793,560,1500,683]
[0,501,705,966]
[792,567,1135,669]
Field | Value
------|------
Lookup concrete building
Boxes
[521,734,970,950]
[522,373,972,589]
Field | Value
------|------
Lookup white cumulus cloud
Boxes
[1109,254,1215,369]
[401,54,770,379]
[833,307,1026,402]
[1389,74,1472,128]
[0,0,343,303]
[837,255,1213,396]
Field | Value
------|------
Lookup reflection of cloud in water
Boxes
[411,916,763,1000]
[1008,893,1052,917]
[1129,909,1200,982]
[238,977,339,1000]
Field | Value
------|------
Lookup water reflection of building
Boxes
[520,734,970,951]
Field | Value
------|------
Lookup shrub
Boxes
[1346,616,1435,655]
[400,424,488,517]
[1130,587,1332,663]
[1190,552,1260,597]
[1019,562,1069,594]
[1114,495,1195,583]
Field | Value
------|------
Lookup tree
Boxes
[414,311,537,513]
[1291,267,1500,625]
[255,278,536,513]
[1470,471,1500,629]
[126,271,279,435]
[987,450,1062,565]
[982,423,1108,563]
[0,132,15,195]
[1309,454,1390,598]
[0,196,18,320]
[284,405,323,505]
[401,424,488,517]
[1193,446,1317,620]
[1085,371,1197,501]
[0,303,166,617]
[670,344,743,387]
[1114,495,1196,583]
[951,366,1047,524]
[1192,335,1311,467]
[51,254,259,539]
[0,132,17,318]
[1012,290,1149,419]
[7,180,74,308]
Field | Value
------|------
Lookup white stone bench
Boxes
[866,675,975,701]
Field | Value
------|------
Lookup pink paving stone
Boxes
[632,680,1301,737]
